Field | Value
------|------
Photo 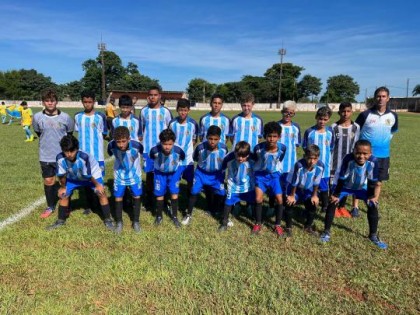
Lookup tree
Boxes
[412,84,420,96]
[239,76,274,103]
[297,74,322,102]
[264,63,305,102]
[58,80,84,100]
[320,74,360,103]
[187,78,216,102]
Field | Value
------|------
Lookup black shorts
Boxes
[106,117,113,131]
[377,157,390,181]
[40,161,57,178]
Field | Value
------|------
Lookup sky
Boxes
[1,0,419,101]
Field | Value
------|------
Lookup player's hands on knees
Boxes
[329,195,339,205]
[311,195,319,206]
[286,195,296,206]
[58,187,67,199]
[94,184,105,196]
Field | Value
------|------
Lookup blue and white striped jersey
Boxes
[278,121,301,173]
[149,143,185,173]
[355,108,398,158]
[193,141,228,172]
[230,113,263,150]
[222,152,255,194]
[74,111,107,162]
[168,116,199,166]
[107,140,144,186]
[56,150,102,181]
[139,106,173,154]
[338,154,378,190]
[303,126,335,178]
[252,142,287,174]
[288,159,324,191]
[111,115,141,141]
[199,112,230,144]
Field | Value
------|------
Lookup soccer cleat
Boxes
[132,222,141,233]
[172,216,181,228]
[40,207,54,219]
[351,207,360,218]
[251,224,262,235]
[369,234,388,249]
[27,135,34,142]
[103,218,115,231]
[227,218,234,227]
[320,231,331,243]
[83,208,92,215]
[181,215,191,225]
[218,224,228,232]
[304,225,317,236]
[154,216,163,226]
[46,219,66,230]
[274,225,284,237]
[285,228,293,238]
[114,221,123,234]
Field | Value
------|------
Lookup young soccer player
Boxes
[199,94,230,144]
[33,88,74,218]
[331,102,360,217]
[230,93,263,150]
[252,122,287,236]
[218,141,255,231]
[303,106,335,212]
[107,126,144,233]
[320,140,387,249]
[168,99,199,198]
[285,145,324,237]
[111,95,141,142]
[20,101,34,142]
[149,128,186,228]
[46,135,114,231]
[139,86,173,208]
[182,125,228,225]
[0,101,7,124]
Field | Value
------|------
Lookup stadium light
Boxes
[277,47,286,109]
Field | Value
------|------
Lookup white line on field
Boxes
[0,157,114,232]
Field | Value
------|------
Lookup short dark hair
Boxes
[119,95,133,107]
[338,102,352,112]
[148,85,161,93]
[206,125,222,138]
[240,93,255,104]
[81,90,96,100]
[354,139,371,149]
[316,106,332,118]
[60,135,79,152]
[41,88,58,102]
[234,141,251,157]
[159,128,176,142]
[20,101,27,106]
[210,94,224,104]
[113,126,130,140]
[177,98,191,109]
[374,86,390,97]
[305,144,320,157]
[263,121,282,138]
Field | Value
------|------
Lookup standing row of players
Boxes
[32,86,397,249]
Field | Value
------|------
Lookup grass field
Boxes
[0,108,419,314]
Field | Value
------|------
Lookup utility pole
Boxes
[277,47,286,109]
[98,40,107,104]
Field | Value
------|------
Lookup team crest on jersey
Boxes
[385,119,392,126]
[158,114,163,121]
[129,126,134,131]
[91,122,97,128]
[251,126,255,131]
[171,160,176,166]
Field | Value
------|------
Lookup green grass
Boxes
[0,109,419,314]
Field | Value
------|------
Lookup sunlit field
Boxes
[0,107,418,314]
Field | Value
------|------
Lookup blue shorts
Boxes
[65,177,104,196]
[191,168,225,196]
[98,161,105,177]
[226,190,256,206]
[179,164,194,184]
[334,187,369,203]
[286,186,314,203]
[113,182,142,198]
[154,169,183,197]
[255,172,282,196]
[319,177,329,192]
[143,153,154,173]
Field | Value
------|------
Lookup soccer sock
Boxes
[304,199,316,227]
[115,200,123,222]
[101,204,111,220]
[187,194,198,215]
[171,198,179,218]
[156,199,164,218]
[367,204,379,236]
[268,195,275,208]
[58,205,68,221]
[255,203,263,224]
[214,194,225,213]
[204,188,215,212]
[274,204,284,225]
[320,191,329,210]
[44,184,57,209]
[222,204,232,226]
[133,198,141,223]
[324,202,337,232]
[284,206,293,229]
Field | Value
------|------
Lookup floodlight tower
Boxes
[98,41,107,103]
[277,47,287,109]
